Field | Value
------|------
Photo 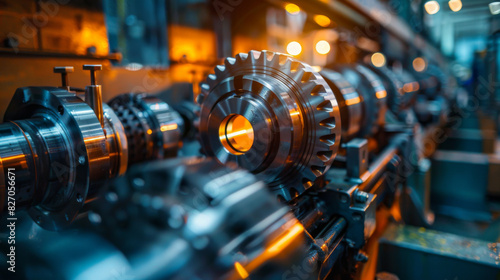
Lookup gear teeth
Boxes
[302,178,314,190]
[300,81,317,94]
[319,116,336,129]
[316,150,334,162]
[215,65,226,78]
[311,165,328,177]
[319,134,336,147]
[198,50,342,201]
[196,93,206,105]
[291,67,306,84]
[279,58,293,75]
[207,74,217,88]
[200,83,210,93]
[249,50,262,63]
[224,57,236,67]
[316,100,334,112]
[263,51,279,68]
[311,84,328,96]
[235,52,248,63]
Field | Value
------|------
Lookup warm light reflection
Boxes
[448,0,462,12]
[286,41,302,56]
[403,82,420,92]
[413,57,427,72]
[424,1,440,14]
[314,14,331,27]
[234,262,249,279]
[230,222,304,279]
[315,40,331,55]
[266,223,304,254]
[345,96,361,106]
[160,123,178,132]
[219,114,254,155]
[147,129,153,135]
[285,3,300,15]
[371,52,386,67]
[375,90,387,99]
[312,66,322,72]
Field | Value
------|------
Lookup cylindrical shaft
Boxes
[85,85,104,128]
[0,122,37,211]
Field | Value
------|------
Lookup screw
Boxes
[354,190,369,203]
[83,64,102,85]
[355,251,369,263]
[53,66,74,89]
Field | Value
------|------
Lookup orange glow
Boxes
[424,1,440,14]
[413,57,427,72]
[311,66,322,72]
[84,135,106,143]
[375,90,387,99]
[160,124,178,132]
[219,114,254,155]
[345,96,361,106]
[448,0,462,12]
[169,25,216,63]
[286,41,302,56]
[229,221,304,279]
[147,129,153,135]
[371,52,386,67]
[403,82,420,92]
[266,223,304,254]
[403,83,413,92]
[234,262,249,279]
[285,3,300,15]
[314,15,331,27]
[315,40,331,55]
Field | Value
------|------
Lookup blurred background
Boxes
[0,0,498,116]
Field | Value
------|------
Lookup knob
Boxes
[53,66,74,91]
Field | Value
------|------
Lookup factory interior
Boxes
[0,0,499,279]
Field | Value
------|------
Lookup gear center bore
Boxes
[219,114,254,155]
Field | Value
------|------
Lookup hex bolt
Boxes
[83,64,102,85]
[53,66,74,90]
[354,190,369,203]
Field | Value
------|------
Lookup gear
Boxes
[110,94,151,165]
[197,50,341,200]
[109,93,184,166]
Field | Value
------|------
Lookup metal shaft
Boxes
[83,65,104,128]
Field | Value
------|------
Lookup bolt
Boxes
[83,64,102,85]
[354,190,369,203]
[355,251,369,263]
[53,66,74,89]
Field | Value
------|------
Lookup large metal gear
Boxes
[197,50,341,200]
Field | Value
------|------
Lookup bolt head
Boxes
[83,64,102,71]
[54,66,74,73]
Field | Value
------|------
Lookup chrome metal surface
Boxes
[0,122,37,210]
[3,87,110,230]
[85,85,105,128]
[198,50,341,200]
[321,69,363,141]
[103,104,129,177]
[109,93,184,166]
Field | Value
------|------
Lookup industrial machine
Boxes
[0,0,499,280]
[0,65,185,230]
